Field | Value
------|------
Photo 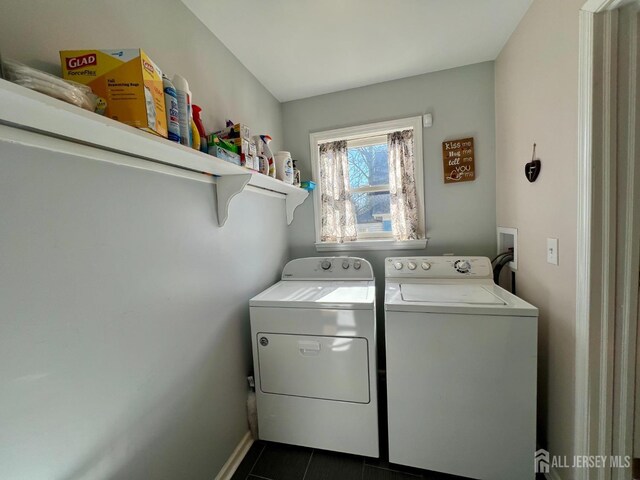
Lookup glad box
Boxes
[60,49,167,137]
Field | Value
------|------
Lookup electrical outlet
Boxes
[547,238,559,265]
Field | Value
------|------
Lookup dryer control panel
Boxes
[282,256,374,280]
[385,256,493,279]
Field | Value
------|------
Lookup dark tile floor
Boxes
[234,378,546,479]
[231,440,472,480]
[231,440,550,480]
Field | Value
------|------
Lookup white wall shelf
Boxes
[0,78,308,226]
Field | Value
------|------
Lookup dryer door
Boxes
[257,333,370,403]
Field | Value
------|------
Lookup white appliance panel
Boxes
[400,283,506,305]
[385,310,537,480]
[256,393,379,456]
[282,256,374,280]
[251,280,374,309]
[385,256,493,279]
[385,282,538,316]
[257,333,369,403]
[250,307,375,337]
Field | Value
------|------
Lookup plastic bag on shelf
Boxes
[2,58,99,112]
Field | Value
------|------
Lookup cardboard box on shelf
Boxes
[60,49,167,137]
[213,136,258,170]
[243,154,258,171]
[209,145,241,166]
[213,123,250,141]
[207,134,239,154]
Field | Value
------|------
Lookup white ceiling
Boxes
[181,0,533,103]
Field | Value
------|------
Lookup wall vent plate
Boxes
[497,226,517,270]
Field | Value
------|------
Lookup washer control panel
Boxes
[282,257,373,280]
[385,256,493,279]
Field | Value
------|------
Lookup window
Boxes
[310,117,426,251]
[348,136,392,238]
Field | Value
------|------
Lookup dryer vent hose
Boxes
[492,250,515,294]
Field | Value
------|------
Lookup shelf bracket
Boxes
[285,190,308,225]
[215,174,252,227]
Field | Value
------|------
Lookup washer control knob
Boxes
[455,259,471,273]
[394,262,404,270]
[342,260,350,269]
[353,260,361,270]
[321,260,332,270]
[407,262,417,270]
[421,262,432,270]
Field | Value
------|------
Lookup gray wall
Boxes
[0,0,283,152]
[0,141,288,480]
[282,62,497,338]
[0,0,285,478]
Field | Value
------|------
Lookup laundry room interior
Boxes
[1,1,639,480]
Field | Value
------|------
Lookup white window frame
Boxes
[309,116,427,252]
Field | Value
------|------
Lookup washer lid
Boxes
[251,280,375,309]
[400,284,506,305]
[385,282,538,316]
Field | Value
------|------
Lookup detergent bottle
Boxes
[274,151,294,184]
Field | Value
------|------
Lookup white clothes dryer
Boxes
[250,257,378,457]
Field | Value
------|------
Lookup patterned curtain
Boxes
[319,140,357,243]
[388,129,419,241]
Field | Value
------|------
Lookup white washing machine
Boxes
[250,257,378,457]
[384,256,538,480]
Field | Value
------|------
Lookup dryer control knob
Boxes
[407,262,417,270]
[321,260,332,270]
[455,259,471,273]
[394,262,404,270]
[421,262,432,270]
[342,260,350,269]
[353,260,361,270]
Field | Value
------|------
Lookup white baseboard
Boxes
[545,466,563,480]
[214,431,254,480]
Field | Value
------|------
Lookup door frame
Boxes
[576,1,640,479]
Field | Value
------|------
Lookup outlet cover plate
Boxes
[547,238,559,265]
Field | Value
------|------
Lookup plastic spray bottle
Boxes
[172,74,192,147]
[190,118,200,151]
[260,135,276,178]
[162,75,180,143]
[192,105,208,153]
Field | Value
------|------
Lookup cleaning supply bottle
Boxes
[293,160,301,187]
[275,151,294,184]
[190,118,200,151]
[191,105,208,153]
[253,135,269,175]
[162,75,180,143]
[259,135,276,178]
[172,74,192,147]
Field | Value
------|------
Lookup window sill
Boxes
[315,238,428,252]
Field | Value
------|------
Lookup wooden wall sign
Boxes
[442,137,475,184]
